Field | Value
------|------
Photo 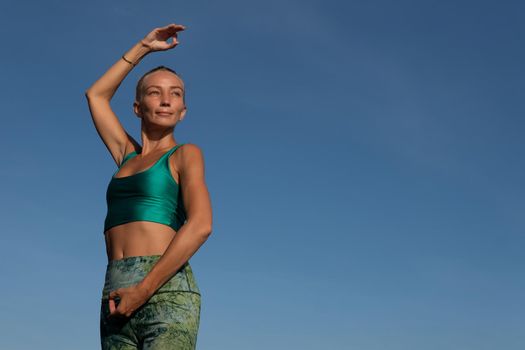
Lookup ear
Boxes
[179,106,187,121]
[133,100,142,118]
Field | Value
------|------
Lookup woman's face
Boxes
[133,70,187,127]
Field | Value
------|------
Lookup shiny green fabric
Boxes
[104,144,187,234]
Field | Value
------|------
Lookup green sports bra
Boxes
[104,144,187,234]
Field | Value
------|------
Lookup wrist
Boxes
[140,39,153,51]
[121,41,152,68]
[138,277,158,298]
[133,40,152,62]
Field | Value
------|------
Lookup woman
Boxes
[85,23,213,349]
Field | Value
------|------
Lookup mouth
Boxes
[156,111,173,116]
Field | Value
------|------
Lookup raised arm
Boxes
[84,23,186,166]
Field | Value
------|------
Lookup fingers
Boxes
[108,289,134,318]
[109,290,120,300]
[170,33,180,48]
[142,23,186,52]
[108,298,116,314]
[108,290,121,316]
[160,23,186,33]
[159,34,181,50]
[109,301,124,318]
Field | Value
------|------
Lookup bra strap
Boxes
[120,151,137,168]
[166,143,186,158]
[164,143,186,169]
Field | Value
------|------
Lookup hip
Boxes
[101,255,200,301]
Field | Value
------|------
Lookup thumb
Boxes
[109,290,120,299]
[109,298,116,314]
[169,39,179,48]
[108,290,121,315]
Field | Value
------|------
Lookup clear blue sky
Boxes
[0,0,523,349]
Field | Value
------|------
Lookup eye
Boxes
[148,90,160,95]
[172,91,182,96]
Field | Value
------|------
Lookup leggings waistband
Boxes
[101,255,200,300]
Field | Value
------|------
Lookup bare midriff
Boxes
[104,221,177,261]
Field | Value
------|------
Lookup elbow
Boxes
[85,88,104,100]
[196,222,212,238]
[201,224,212,238]
[84,89,94,100]
[186,218,212,238]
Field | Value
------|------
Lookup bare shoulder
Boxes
[179,143,205,158]
[169,143,206,179]
[178,143,206,171]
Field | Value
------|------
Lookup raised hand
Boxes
[141,23,186,52]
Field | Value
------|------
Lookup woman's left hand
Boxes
[108,284,152,318]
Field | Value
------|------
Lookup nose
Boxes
[160,91,171,106]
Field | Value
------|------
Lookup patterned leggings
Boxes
[100,255,201,349]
